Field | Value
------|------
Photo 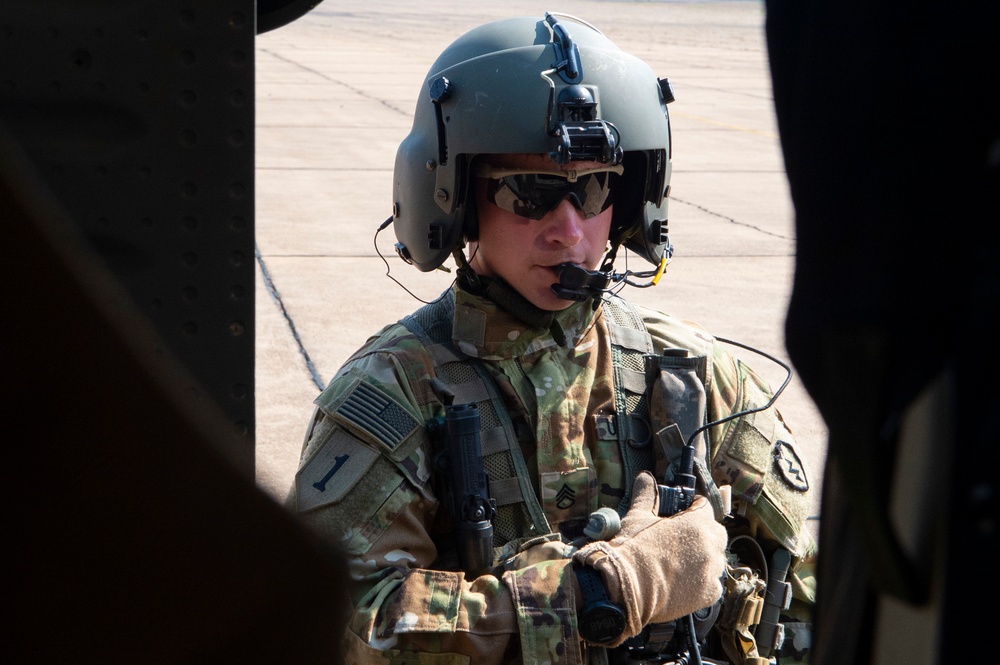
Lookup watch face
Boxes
[581,604,627,644]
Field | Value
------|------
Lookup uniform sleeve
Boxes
[706,341,818,663]
[636,305,816,556]
[286,350,584,665]
[706,342,817,561]
[631,307,817,661]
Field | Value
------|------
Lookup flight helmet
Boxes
[391,13,674,275]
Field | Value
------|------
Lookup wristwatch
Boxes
[574,564,627,645]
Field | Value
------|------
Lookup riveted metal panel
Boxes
[0,1,256,471]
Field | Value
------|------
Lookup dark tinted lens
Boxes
[486,171,616,220]
[572,171,616,218]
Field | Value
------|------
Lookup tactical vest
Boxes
[402,291,794,664]
[401,291,667,563]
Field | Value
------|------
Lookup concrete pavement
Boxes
[252,0,827,529]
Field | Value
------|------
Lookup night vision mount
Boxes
[544,13,623,165]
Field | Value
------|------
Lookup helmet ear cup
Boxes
[611,150,670,265]
[610,152,647,248]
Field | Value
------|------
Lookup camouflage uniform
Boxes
[287,285,817,664]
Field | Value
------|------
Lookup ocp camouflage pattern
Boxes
[287,286,816,664]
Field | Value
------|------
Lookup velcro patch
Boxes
[295,429,378,513]
[333,381,420,456]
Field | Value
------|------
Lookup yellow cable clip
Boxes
[651,255,668,285]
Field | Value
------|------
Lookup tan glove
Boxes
[573,471,727,644]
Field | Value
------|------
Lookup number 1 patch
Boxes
[295,428,378,513]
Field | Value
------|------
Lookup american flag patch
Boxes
[335,382,419,451]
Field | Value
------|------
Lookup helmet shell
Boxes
[393,14,672,271]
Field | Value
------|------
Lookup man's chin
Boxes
[531,290,578,312]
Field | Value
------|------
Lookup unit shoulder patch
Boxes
[295,428,379,513]
[774,440,810,492]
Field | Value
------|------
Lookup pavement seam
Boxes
[258,47,411,117]
[672,196,792,240]
[255,241,326,391]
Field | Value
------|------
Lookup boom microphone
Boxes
[551,263,611,301]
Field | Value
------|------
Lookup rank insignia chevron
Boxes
[556,483,577,509]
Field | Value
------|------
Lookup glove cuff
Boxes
[573,541,643,644]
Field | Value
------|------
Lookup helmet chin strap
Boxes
[454,248,558,328]
[453,247,576,346]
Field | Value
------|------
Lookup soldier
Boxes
[287,13,816,665]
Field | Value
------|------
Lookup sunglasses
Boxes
[476,163,623,221]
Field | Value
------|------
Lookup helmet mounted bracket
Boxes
[546,12,583,84]
[545,82,623,165]
[544,14,623,165]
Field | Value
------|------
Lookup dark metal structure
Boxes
[4,2,346,663]
[1,1,264,470]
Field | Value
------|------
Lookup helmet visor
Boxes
[476,163,623,221]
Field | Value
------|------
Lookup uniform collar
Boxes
[452,284,598,360]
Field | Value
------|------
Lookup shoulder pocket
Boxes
[314,370,434,500]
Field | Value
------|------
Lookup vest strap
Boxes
[601,295,656,514]
[401,291,551,551]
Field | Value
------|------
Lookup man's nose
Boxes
[542,198,586,246]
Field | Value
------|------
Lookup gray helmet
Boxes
[392,12,674,273]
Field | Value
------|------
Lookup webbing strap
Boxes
[602,297,653,355]
[489,476,527,506]
[601,296,656,514]
[481,427,511,457]
[605,320,652,353]
[618,367,648,395]
[444,378,491,405]
[425,342,465,366]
